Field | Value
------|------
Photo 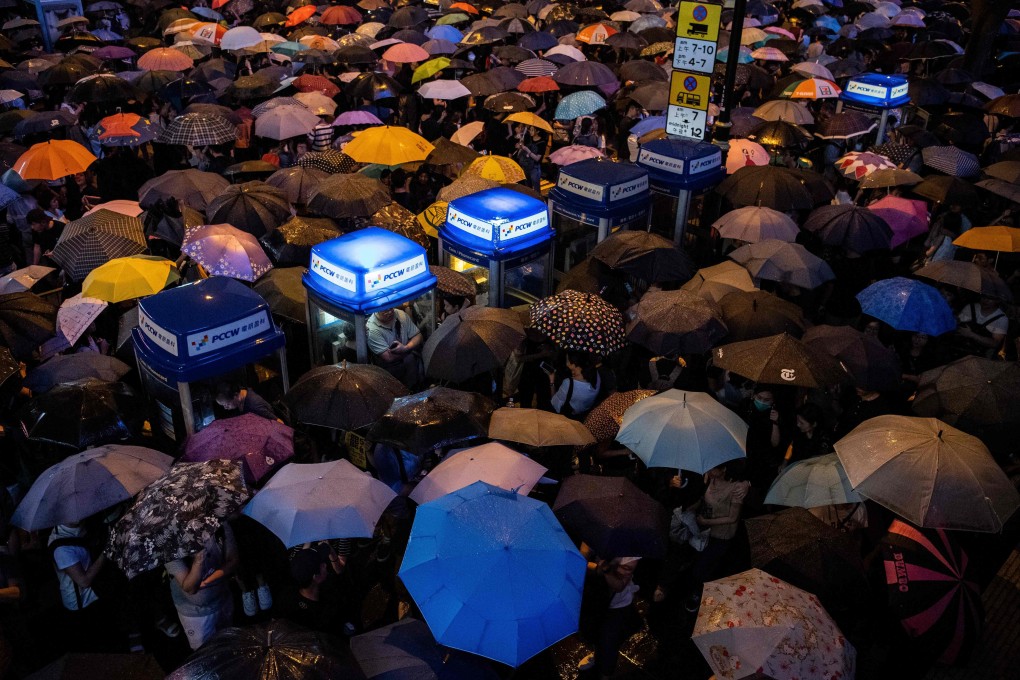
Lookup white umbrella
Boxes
[0,265,55,294]
[417,79,472,100]
[410,442,547,505]
[220,26,263,51]
[0,89,24,105]
[294,91,337,116]
[616,390,747,473]
[57,293,108,345]
[84,200,143,218]
[764,453,861,508]
[791,61,835,81]
[254,104,321,140]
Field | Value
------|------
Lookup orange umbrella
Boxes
[953,226,1020,253]
[188,22,226,46]
[320,5,362,25]
[137,47,193,72]
[383,42,430,64]
[285,5,317,27]
[450,2,479,14]
[518,76,559,93]
[576,23,618,45]
[211,0,229,7]
[14,140,97,181]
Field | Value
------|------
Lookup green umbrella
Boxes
[412,57,450,84]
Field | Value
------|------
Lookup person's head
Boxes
[26,209,49,232]
[442,294,468,317]
[379,169,392,186]
[752,388,774,412]
[706,458,746,482]
[391,168,408,190]
[290,548,328,589]
[910,332,929,350]
[374,308,396,325]
[579,117,594,135]
[979,294,1001,312]
[608,556,640,578]
[294,140,308,157]
[214,380,243,410]
[972,252,993,269]
[796,402,824,435]
[863,319,882,338]
[33,186,59,213]
[565,350,598,384]
[415,168,430,184]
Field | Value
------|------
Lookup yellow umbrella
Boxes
[14,140,97,181]
[417,200,448,238]
[505,111,553,133]
[462,155,526,183]
[343,125,435,165]
[82,255,179,303]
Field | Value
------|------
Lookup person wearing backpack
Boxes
[48,523,113,651]
[549,351,602,420]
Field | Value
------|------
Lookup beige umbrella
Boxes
[834,415,1020,532]
[489,407,595,447]
[680,261,756,303]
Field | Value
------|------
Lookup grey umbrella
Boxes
[24,353,132,393]
[423,306,525,383]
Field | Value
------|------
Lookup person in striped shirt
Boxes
[308,115,335,153]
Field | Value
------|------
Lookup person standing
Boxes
[48,523,111,651]
[165,524,238,651]
[578,556,643,680]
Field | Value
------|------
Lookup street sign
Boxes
[676,1,722,42]
[669,70,711,111]
[672,37,716,74]
[665,106,709,141]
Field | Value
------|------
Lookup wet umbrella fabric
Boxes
[0,292,57,361]
[529,290,627,356]
[802,204,893,253]
[626,289,728,355]
[867,196,929,248]
[182,224,273,281]
[398,481,586,667]
[285,362,408,431]
[765,453,861,508]
[367,387,495,454]
[729,239,835,290]
[20,379,144,450]
[108,460,250,579]
[717,289,805,341]
[803,324,902,391]
[912,356,1020,429]
[914,260,1012,301]
[253,267,306,324]
[351,618,498,680]
[590,230,694,283]
[856,277,956,336]
[423,306,524,383]
[156,112,236,146]
[554,474,667,559]
[137,169,230,212]
[266,166,327,206]
[716,165,813,210]
[181,413,294,484]
[487,407,595,447]
[410,442,547,505]
[680,261,756,304]
[205,182,292,238]
[713,332,847,388]
[24,353,131,394]
[712,205,799,243]
[429,265,475,298]
[12,445,172,531]
[50,210,147,282]
[260,216,340,267]
[307,173,391,218]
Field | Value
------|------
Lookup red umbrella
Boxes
[867,196,929,248]
[293,74,340,97]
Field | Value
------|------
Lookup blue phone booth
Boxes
[132,277,289,440]
[837,72,911,145]
[304,227,437,365]
[23,0,85,52]
[637,138,725,245]
[548,159,651,275]
[438,187,554,308]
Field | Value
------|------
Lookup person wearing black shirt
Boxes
[27,209,63,267]
[279,545,347,636]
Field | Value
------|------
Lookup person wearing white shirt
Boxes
[549,351,601,418]
[956,296,1009,356]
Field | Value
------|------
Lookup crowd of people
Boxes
[0,0,1019,679]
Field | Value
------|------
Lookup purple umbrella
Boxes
[181,413,294,484]
[333,110,383,126]
[93,46,136,60]
[181,223,273,281]
[552,60,619,88]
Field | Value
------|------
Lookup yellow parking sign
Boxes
[669,70,712,111]
[676,1,722,42]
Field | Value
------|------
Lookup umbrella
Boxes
[138,169,231,212]
[398,481,586,667]
[529,290,627,356]
[81,255,179,303]
[20,379,143,450]
[626,290,728,355]
[94,112,156,148]
[50,210,147,283]
[922,146,982,177]
[881,520,983,665]
[181,224,273,281]
[953,225,1020,253]
[714,332,847,388]
[344,126,434,165]
[815,110,877,140]
[780,77,842,99]
[205,182,292,239]
[265,166,327,206]
[692,569,856,680]
[244,459,396,547]
[716,165,814,210]
[836,151,897,180]
[252,267,306,324]
[369,203,430,249]
[729,239,835,290]
[914,260,1012,301]
[718,290,805,341]
[437,175,500,202]
[351,618,498,680]
[548,145,605,165]
[260,216,339,267]
[0,265,55,295]
[298,150,358,175]
[307,174,391,219]
[285,361,408,430]
[753,100,814,125]
[462,155,526,183]
[913,356,1020,429]
[449,121,484,147]
[749,119,814,150]
[14,140,97,181]
[712,205,799,243]
[423,306,525,383]
[166,620,362,680]
[681,261,757,304]
[553,90,607,120]
[181,413,293,484]
[859,168,924,190]
[590,230,694,283]
[577,390,654,449]
[429,265,475,299]
[912,176,978,206]
[765,453,861,508]
[11,445,171,531]
[367,387,495,454]
[803,203,893,253]
[253,105,321,140]
[69,74,138,104]
[835,415,1020,532]
[487,407,594,447]
[410,442,546,505]
[803,324,901,391]
[418,79,472,100]
[554,474,667,559]
[24,353,131,394]
[483,91,536,113]
[156,113,236,147]
[137,47,193,71]
[856,277,956,336]
[461,67,526,96]
[867,196,929,248]
[56,294,108,346]
[0,292,56,362]
[617,389,747,473]
[424,138,479,166]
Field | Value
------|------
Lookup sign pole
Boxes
[712,0,748,151]
[673,189,692,245]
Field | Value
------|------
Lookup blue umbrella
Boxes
[554,90,607,120]
[518,31,559,52]
[271,41,309,57]
[398,481,586,667]
[856,277,957,336]
[191,7,223,21]
[0,183,17,210]
[815,16,842,34]
[426,24,464,43]
[717,45,754,63]
[630,115,667,137]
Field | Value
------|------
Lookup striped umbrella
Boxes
[921,146,982,178]
[835,151,897,180]
[515,57,557,77]
[50,210,147,282]
[156,112,236,146]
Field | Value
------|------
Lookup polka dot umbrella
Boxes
[530,289,627,356]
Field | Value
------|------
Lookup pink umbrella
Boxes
[382,42,429,63]
[182,223,273,282]
[333,110,384,126]
[409,442,548,505]
[726,139,770,174]
[182,413,294,484]
[868,196,929,248]
[548,144,605,165]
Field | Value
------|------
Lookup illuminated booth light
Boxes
[836,72,911,145]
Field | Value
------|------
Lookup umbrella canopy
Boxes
[351,618,498,680]
[367,387,495,454]
[20,378,143,450]
[108,460,250,578]
[285,361,408,430]
[835,415,1020,532]
[681,261,757,304]
[12,445,172,531]
[56,293,108,346]
[881,520,983,665]
[205,182,292,238]
[590,230,695,283]
[0,292,57,361]
[554,474,667,559]
[802,204,893,253]
[182,224,273,281]
[181,413,293,484]
[138,169,230,212]
[156,112,236,147]
[254,105,321,140]
[410,442,547,505]
[425,138,480,167]
[915,260,1011,301]
[836,151,897,180]
[803,324,902,391]
[554,90,607,120]
[14,140,97,181]
[692,569,856,680]
[753,100,814,125]
[488,407,595,447]
[398,481,586,667]
[50,209,147,283]
[266,166,328,206]
[815,110,877,140]
[344,126,434,165]
[626,289,728,355]
[463,155,525,183]
[749,120,814,149]
[712,205,800,243]
[0,265,55,295]
[913,356,1020,429]
[617,389,747,473]
[729,239,835,290]
[530,290,627,356]
[867,195,929,248]
[718,289,805,341]
[548,145,605,165]
[764,452,861,508]
[244,459,396,547]
[307,173,391,219]
[912,175,978,206]
[856,277,956,336]
[24,353,131,394]
[137,47,193,71]
[429,265,475,298]
[81,255,179,302]
[422,306,525,383]
[418,79,472,99]
[713,332,847,388]
[716,165,814,210]
[953,225,1020,253]
[860,168,924,190]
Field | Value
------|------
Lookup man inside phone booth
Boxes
[366,307,423,389]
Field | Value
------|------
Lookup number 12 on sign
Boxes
[666,106,709,141]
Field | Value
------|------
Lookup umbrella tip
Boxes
[937,429,943,440]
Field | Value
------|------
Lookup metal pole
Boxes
[673,189,692,245]
[876,110,890,146]
[712,0,748,150]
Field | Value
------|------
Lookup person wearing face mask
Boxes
[740,387,784,492]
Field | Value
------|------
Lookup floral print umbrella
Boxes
[693,568,856,680]
[107,460,250,579]
[835,151,897,180]
[182,223,273,282]
[530,290,627,356]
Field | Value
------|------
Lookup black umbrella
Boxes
[131,70,182,96]
[12,110,76,140]
[138,169,230,213]
[718,290,806,341]
[0,292,56,362]
[351,618,498,680]
[252,267,306,324]
[20,378,144,450]
[483,92,535,112]
[618,59,666,83]
[285,361,409,430]
[814,110,876,140]
[50,210,147,282]
[716,166,813,210]
[913,356,1020,430]
[24,353,132,394]
[424,137,479,166]
[461,26,510,46]
[748,119,814,149]
[389,6,429,28]
[205,181,292,238]
[590,230,695,283]
[0,346,21,402]
[802,204,893,253]
[422,306,525,383]
[911,175,978,205]
[347,72,402,101]
[461,66,526,95]
[260,216,340,267]
[934,113,990,152]
[553,60,619,88]
[914,260,1012,301]
[713,332,847,388]
[802,325,902,391]
[626,289,728,356]
[554,474,668,559]
[606,32,648,53]
[297,150,358,175]
[518,31,558,52]
[69,74,137,103]
[307,174,391,219]
[0,111,34,136]
[367,387,495,454]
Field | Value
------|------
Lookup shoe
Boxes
[684,593,702,613]
[242,590,258,617]
[155,616,181,638]
[256,584,273,611]
[577,652,595,671]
